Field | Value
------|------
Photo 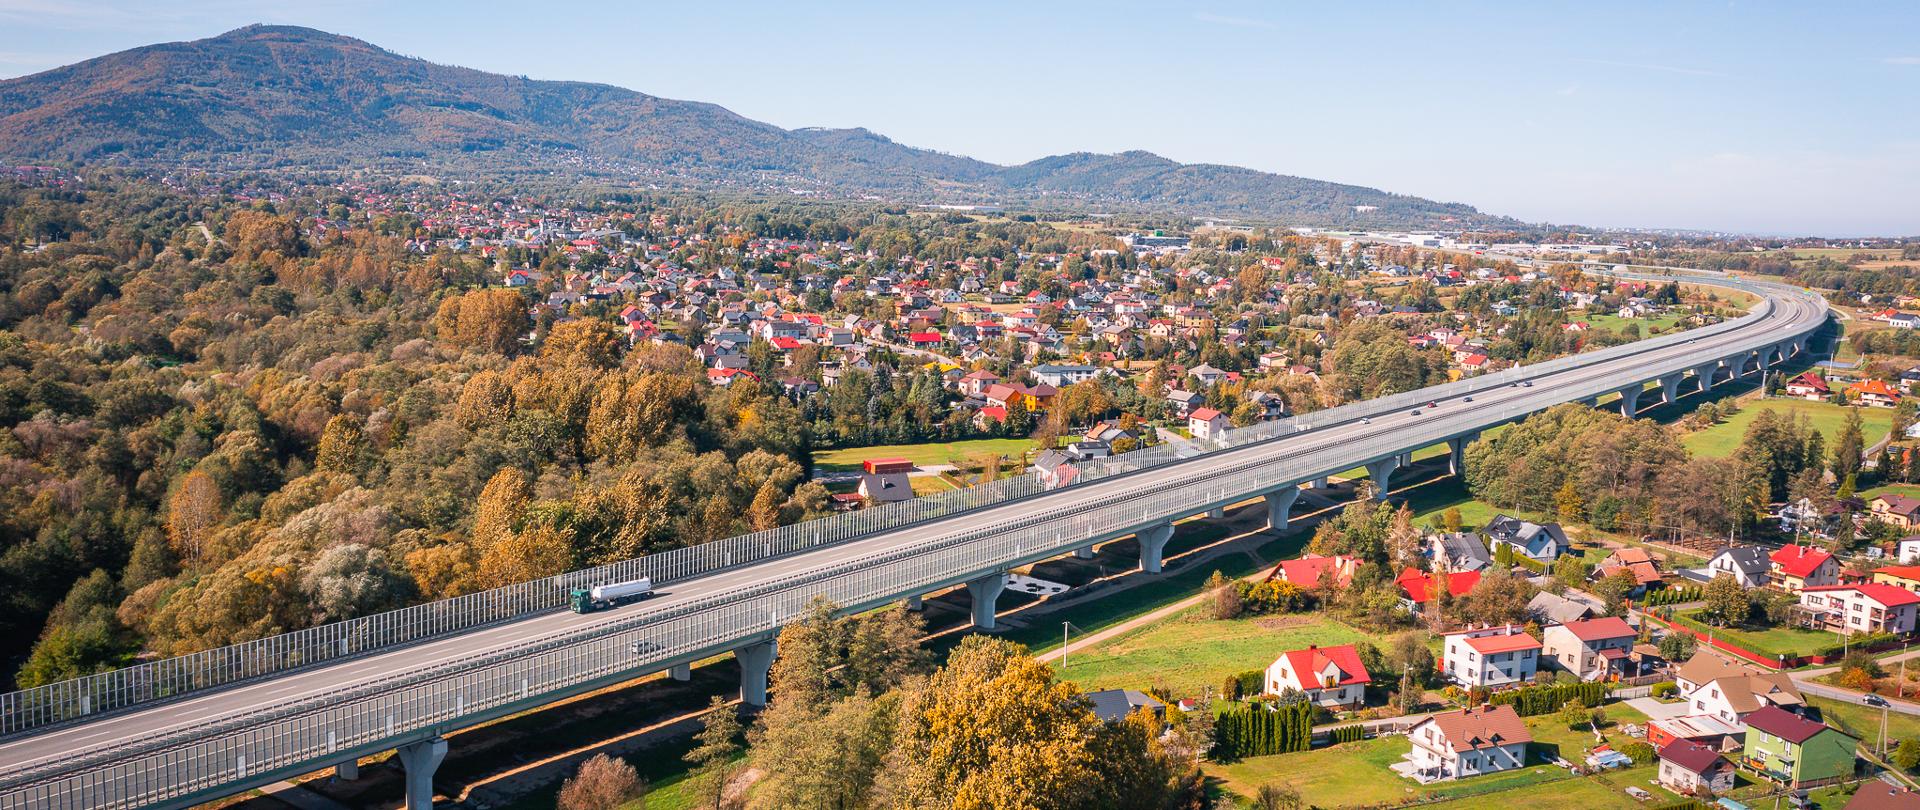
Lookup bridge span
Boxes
[0,269,1829,810]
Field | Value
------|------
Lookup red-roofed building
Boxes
[1397,568,1481,613]
[1264,643,1372,709]
[1542,617,1639,681]
[1770,544,1840,592]
[1187,406,1230,439]
[1269,554,1361,590]
[908,331,943,346]
[1440,625,1540,688]
[1798,584,1920,634]
[973,405,1008,429]
[1657,738,1735,795]
[1784,371,1831,401]
[1873,565,1920,593]
[1850,378,1902,408]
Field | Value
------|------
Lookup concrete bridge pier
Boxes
[334,759,358,780]
[1364,457,1400,499]
[1310,476,1329,489]
[966,574,1008,630]
[1695,363,1718,393]
[1446,434,1475,476]
[1618,385,1642,417]
[1072,545,1095,560]
[1265,487,1301,534]
[904,594,923,611]
[670,663,691,681]
[1137,522,1175,574]
[1399,451,1414,468]
[1206,506,1226,519]
[735,639,777,706]
[1659,373,1684,405]
[1584,397,1601,408]
[397,737,447,810]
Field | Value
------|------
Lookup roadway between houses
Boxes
[0,270,1831,809]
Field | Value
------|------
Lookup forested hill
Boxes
[0,25,1511,229]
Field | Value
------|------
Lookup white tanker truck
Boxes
[569,576,654,613]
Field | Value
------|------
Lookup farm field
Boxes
[1681,397,1892,459]
[1053,611,1386,697]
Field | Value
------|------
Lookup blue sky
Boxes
[2,1,1917,236]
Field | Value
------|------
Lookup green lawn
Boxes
[1682,397,1893,459]
[1810,695,1918,749]
[1580,311,1686,335]
[1208,706,1663,809]
[812,438,1037,471]
[1054,610,1386,697]
[1668,610,1840,661]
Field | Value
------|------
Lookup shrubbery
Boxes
[1488,681,1609,717]
[1214,700,1317,759]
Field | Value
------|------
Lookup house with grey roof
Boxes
[1485,515,1569,563]
[1428,532,1492,572]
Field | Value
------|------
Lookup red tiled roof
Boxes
[1463,632,1541,654]
[1561,616,1636,643]
[1771,544,1834,577]
[1875,565,1920,582]
[1658,739,1727,775]
[1803,583,1920,608]
[1396,568,1481,603]
[1189,407,1224,421]
[1272,555,1358,589]
[1279,644,1372,689]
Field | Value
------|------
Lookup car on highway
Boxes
[1464,396,1474,402]
[1521,381,1533,387]
[1427,401,1438,408]
[1865,694,1890,707]
[1410,409,1422,415]
[1360,417,1371,425]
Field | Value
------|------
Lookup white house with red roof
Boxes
[1540,617,1638,681]
[1397,568,1482,615]
[1797,583,1920,634]
[1770,544,1840,593]
[1265,643,1372,709]
[1187,407,1230,439]
[1850,378,1902,408]
[1269,554,1361,590]
[1440,624,1541,688]
[1784,372,1831,401]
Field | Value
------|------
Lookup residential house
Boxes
[1397,568,1482,615]
[1270,554,1362,591]
[1188,407,1230,440]
[1657,739,1736,795]
[1740,705,1856,788]
[1704,546,1773,588]
[1593,547,1663,592]
[1846,782,1920,810]
[1675,653,1806,725]
[1784,372,1831,401]
[1402,705,1531,782]
[1540,617,1638,681]
[959,370,1001,397]
[1901,536,1920,564]
[1647,713,1746,752]
[1850,379,1902,408]
[1166,389,1203,418]
[1769,544,1840,592]
[1871,494,1920,531]
[1265,643,1372,709]
[1484,515,1569,563]
[1526,591,1594,625]
[1428,532,1493,572]
[1188,363,1231,387]
[1032,449,1080,489]
[857,458,916,504]
[1440,625,1541,688]
[1875,564,1920,593]
[1084,689,1165,724]
[1797,584,1920,634]
[1029,364,1102,387]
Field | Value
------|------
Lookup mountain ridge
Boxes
[0,25,1514,228]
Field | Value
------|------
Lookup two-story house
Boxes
[1675,652,1806,725]
[1769,544,1840,593]
[1484,515,1568,564]
[1187,407,1230,440]
[1704,546,1772,588]
[1873,564,1920,594]
[1540,617,1638,681]
[1798,584,1920,635]
[1265,643,1371,709]
[1741,705,1857,788]
[1401,705,1531,782]
[1440,625,1541,689]
[1871,494,1920,531]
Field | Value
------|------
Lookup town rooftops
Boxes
[1560,616,1636,642]
[1743,705,1837,745]
[1803,583,1920,608]
[1878,494,1920,518]
[1876,564,1920,583]
[1712,545,1772,576]
[1279,644,1372,689]
[1658,738,1727,776]
[1771,544,1834,577]
[1527,591,1593,624]
[1423,705,1531,752]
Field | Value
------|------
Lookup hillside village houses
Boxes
[1264,644,1372,709]
[1439,624,1540,688]
[1539,617,1639,680]
[1399,705,1531,783]
[1769,544,1841,592]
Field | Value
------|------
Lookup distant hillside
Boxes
[0,25,1513,228]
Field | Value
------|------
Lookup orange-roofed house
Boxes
[1770,544,1840,593]
[1440,625,1540,688]
[1269,554,1362,590]
[1187,406,1229,440]
[1402,705,1532,782]
[1264,643,1372,709]
[1798,584,1920,634]
[1850,378,1902,408]
[1873,565,1920,594]
[1397,568,1481,615]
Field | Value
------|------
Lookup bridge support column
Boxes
[1399,451,1414,468]
[1364,458,1399,499]
[904,594,922,610]
[734,639,777,706]
[1584,397,1601,408]
[1137,522,1175,574]
[1265,487,1301,534]
[1311,476,1329,489]
[1619,386,1642,417]
[1072,545,1095,560]
[1660,373,1684,405]
[669,663,691,681]
[1447,434,1475,476]
[1696,363,1718,393]
[334,759,358,781]
[1206,506,1225,519]
[967,574,1008,630]
[397,737,447,810]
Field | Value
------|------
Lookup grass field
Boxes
[1668,610,1839,661]
[1681,397,1893,459]
[1054,611,1386,697]
[812,438,1036,471]
[1580,312,1686,335]
[1208,705,1665,809]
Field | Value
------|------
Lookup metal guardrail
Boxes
[0,273,1827,809]
[0,269,1807,740]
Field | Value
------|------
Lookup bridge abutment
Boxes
[1364,458,1399,499]
[1137,522,1175,573]
[735,639,777,706]
[1265,487,1300,533]
[397,737,447,810]
[967,574,1008,629]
